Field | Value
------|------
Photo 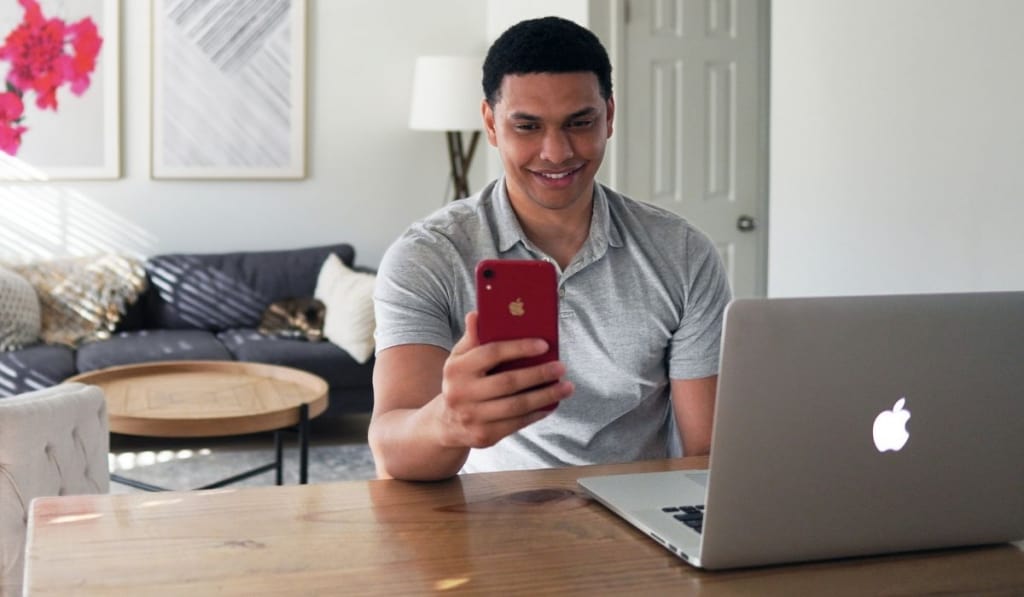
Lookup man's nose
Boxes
[539,129,574,164]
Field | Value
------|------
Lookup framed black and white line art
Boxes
[151,0,306,179]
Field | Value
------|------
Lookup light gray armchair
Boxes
[0,383,109,597]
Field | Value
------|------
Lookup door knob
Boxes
[737,215,756,232]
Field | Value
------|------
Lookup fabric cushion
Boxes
[13,255,147,347]
[142,243,356,331]
[0,265,40,351]
[0,343,76,397]
[218,329,373,390]
[314,253,376,364]
[75,329,232,373]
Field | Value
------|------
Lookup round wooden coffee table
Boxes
[67,360,329,491]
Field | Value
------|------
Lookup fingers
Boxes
[447,310,550,388]
[474,377,573,421]
[440,309,573,450]
[444,344,563,410]
[456,409,549,449]
[445,380,574,449]
[478,358,566,400]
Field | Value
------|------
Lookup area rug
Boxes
[109,440,377,494]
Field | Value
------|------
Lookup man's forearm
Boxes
[368,400,471,481]
[671,375,717,457]
[680,430,711,457]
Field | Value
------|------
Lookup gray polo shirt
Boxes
[374,178,731,472]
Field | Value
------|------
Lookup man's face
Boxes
[482,72,614,214]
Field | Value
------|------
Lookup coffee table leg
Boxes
[299,403,310,484]
[111,474,167,492]
[274,430,284,485]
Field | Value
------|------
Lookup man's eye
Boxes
[568,119,594,129]
[514,123,539,132]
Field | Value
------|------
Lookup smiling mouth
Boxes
[532,165,583,181]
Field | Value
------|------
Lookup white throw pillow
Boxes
[0,264,41,351]
[314,253,376,364]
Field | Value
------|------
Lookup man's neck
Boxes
[510,190,594,271]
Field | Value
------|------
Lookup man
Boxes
[370,16,731,481]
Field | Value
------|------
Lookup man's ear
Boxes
[482,98,498,147]
[605,96,615,139]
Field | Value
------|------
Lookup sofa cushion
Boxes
[75,330,233,373]
[0,344,76,397]
[217,329,373,390]
[0,265,40,351]
[314,254,377,364]
[141,243,356,331]
[13,255,147,347]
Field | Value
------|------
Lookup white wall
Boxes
[486,0,588,40]
[0,1,488,267]
[770,0,1024,296]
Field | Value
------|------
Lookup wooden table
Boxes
[67,360,328,489]
[24,457,1024,595]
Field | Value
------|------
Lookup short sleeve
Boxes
[668,228,732,379]
[373,231,460,354]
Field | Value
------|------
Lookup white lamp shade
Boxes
[409,56,483,132]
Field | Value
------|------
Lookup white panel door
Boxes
[621,0,768,297]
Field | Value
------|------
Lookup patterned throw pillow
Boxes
[14,255,148,347]
[0,265,41,351]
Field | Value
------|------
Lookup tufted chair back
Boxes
[0,383,109,597]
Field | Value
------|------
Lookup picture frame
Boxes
[151,0,306,179]
[0,0,120,181]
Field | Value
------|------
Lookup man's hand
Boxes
[435,311,573,449]
[369,311,573,480]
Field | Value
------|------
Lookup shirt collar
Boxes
[492,179,526,253]
[490,177,623,256]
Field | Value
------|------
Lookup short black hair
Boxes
[482,16,612,106]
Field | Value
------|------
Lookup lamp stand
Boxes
[445,130,480,199]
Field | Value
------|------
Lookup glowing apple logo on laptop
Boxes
[872,398,911,452]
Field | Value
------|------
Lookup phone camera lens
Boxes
[483,269,494,279]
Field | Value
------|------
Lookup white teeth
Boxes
[540,171,571,179]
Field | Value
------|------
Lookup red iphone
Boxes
[475,259,559,406]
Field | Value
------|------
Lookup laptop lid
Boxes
[698,291,1024,568]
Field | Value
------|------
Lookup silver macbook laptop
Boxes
[578,292,1024,569]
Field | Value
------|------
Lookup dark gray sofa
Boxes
[0,243,374,418]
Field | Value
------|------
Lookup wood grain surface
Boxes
[67,360,328,437]
[25,456,1024,596]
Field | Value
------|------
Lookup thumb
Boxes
[451,310,480,356]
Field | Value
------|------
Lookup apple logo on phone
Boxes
[509,298,525,317]
[872,397,911,452]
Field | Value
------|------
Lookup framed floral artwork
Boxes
[151,0,306,179]
[0,0,119,180]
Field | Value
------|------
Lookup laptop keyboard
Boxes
[662,505,705,533]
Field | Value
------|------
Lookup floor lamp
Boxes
[409,56,482,200]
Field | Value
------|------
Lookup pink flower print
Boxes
[0,0,69,110]
[65,18,101,95]
[0,91,27,155]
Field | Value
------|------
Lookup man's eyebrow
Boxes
[508,111,541,121]
[566,107,599,120]
[507,107,600,121]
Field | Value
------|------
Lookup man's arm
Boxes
[368,312,573,481]
[670,375,718,456]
